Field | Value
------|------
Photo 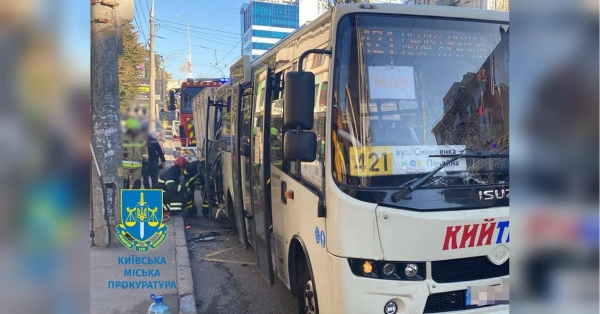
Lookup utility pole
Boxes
[149,0,157,132]
[91,0,125,247]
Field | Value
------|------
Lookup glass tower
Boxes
[240,0,300,60]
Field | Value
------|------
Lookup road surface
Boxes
[185,214,299,314]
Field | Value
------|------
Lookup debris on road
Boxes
[193,236,215,242]
[186,231,221,242]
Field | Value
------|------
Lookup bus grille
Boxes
[431,256,509,283]
[423,289,496,313]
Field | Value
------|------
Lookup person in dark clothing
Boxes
[153,157,189,221]
[183,160,205,216]
[142,129,166,189]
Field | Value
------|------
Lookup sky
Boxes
[133,0,248,80]
[60,0,91,81]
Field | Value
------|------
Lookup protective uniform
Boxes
[121,118,149,189]
[154,157,188,216]
[183,160,204,216]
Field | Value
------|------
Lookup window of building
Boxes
[252,30,290,39]
[251,2,299,29]
[253,42,274,51]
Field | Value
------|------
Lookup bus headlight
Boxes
[348,259,425,281]
[382,263,396,277]
[404,264,418,277]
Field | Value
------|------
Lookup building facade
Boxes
[298,0,329,25]
[240,0,300,60]
[431,31,509,154]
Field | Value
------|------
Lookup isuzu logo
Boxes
[479,189,509,201]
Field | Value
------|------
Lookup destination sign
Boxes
[361,29,499,59]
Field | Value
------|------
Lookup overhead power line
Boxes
[154,36,232,53]
[160,25,240,43]
[133,2,148,42]
[161,57,216,67]
[144,0,151,16]
[158,23,241,40]
[205,40,241,77]
[155,19,241,36]
[159,26,240,47]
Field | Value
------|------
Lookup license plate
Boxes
[465,279,509,306]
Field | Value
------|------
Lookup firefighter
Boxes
[183,159,205,216]
[121,118,148,189]
[154,156,189,221]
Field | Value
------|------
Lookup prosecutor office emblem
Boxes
[117,190,168,252]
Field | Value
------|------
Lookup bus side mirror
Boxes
[283,131,317,162]
[284,71,315,130]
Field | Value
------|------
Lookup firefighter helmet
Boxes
[174,157,189,168]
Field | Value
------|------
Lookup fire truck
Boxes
[176,78,229,159]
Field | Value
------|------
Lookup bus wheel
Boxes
[299,266,318,314]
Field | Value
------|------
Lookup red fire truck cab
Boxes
[177,78,229,156]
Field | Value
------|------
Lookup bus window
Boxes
[271,70,287,170]
[293,54,330,188]
[221,95,233,152]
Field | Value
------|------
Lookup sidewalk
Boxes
[90,215,197,314]
[90,126,197,314]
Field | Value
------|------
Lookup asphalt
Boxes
[185,214,299,314]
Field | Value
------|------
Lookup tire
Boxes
[298,263,318,314]
[226,193,235,223]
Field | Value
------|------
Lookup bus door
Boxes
[249,67,275,284]
[239,83,254,248]
[233,83,250,248]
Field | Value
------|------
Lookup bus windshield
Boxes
[332,13,509,189]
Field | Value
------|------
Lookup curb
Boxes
[173,215,197,314]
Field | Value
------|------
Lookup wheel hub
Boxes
[304,280,316,314]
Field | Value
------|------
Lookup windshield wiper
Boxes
[391,151,509,202]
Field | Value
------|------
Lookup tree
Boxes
[144,53,173,80]
[118,21,147,111]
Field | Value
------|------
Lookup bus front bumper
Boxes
[328,254,509,314]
